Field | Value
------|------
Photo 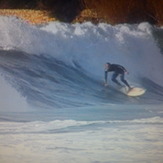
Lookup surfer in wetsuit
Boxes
[104,63,131,89]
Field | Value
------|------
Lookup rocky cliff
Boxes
[0,0,162,25]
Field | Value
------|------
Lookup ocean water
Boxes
[0,16,163,163]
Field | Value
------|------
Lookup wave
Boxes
[0,16,163,112]
[0,116,162,134]
[0,17,163,83]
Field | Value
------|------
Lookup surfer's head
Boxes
[105,62,111,70]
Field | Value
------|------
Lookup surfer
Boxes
[104,63,131,89]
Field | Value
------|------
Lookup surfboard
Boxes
[119,87,146,97]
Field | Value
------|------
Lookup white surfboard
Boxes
[119,87,146,97]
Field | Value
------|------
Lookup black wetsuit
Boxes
[105,64,130,88]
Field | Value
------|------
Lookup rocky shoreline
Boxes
[0,9,56,24]
[0,0,163,26]
[0,9,102,25]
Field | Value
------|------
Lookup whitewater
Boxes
[0,16,163,163]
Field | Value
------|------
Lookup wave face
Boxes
[0,16,162,117]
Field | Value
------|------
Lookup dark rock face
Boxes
[82,0,163,25]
